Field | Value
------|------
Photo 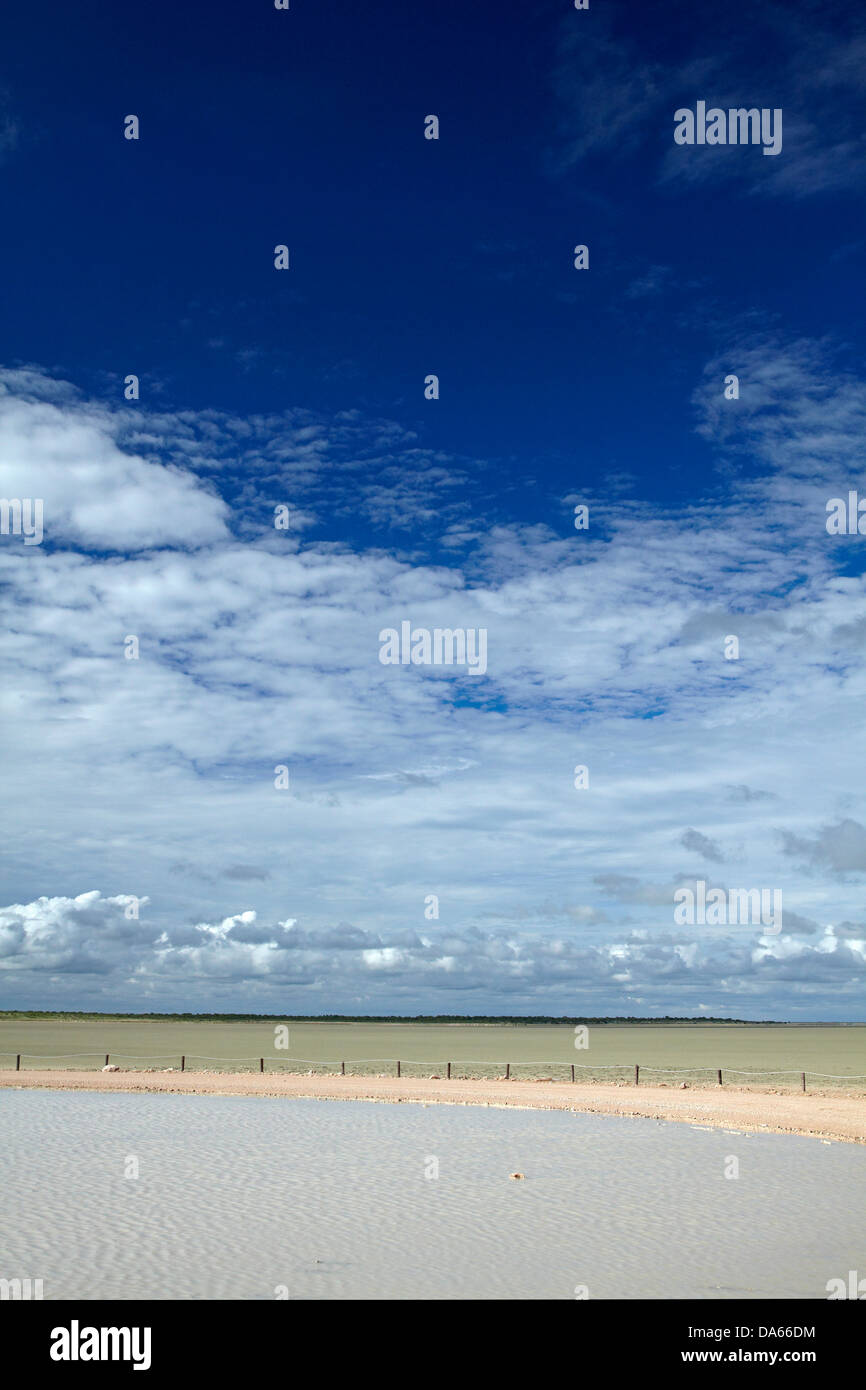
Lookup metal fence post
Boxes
[16,1054,20,1071]
[447,1062,451,1079]
[635,1064,639,1086]
[341,1061,345,1075]
[181,1056,185,1072]
[718,1068,723,1086]
[396,1059,401,1078]
[571,1063,575,1083]
[802,1072,806,1092]
[105,1054,109,1066]
[505,1063,510,1080]
[260,1057,264,1073]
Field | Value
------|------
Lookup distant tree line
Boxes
[0,1010,764,1024]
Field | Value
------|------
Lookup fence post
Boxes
[260,1058,264,1074]
[16,1054,20,1071]
[506,1063,510,1080]
[571,1063,575,1083]
[341,1061,345,1076]
[180,1056,185,1072]
[634,1064,639,1086]
[718,1068,723,1086]
[447,1062,451,1080]
[396,1059,401,1078]
[105,1054,110,1067]
[802,1071,806,1093]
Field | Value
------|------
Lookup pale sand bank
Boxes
[1,1068,864,1144]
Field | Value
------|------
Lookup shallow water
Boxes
[2,1020,865,1083]
[1,1090,863,1299]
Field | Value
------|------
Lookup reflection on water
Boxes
[1,1090,863,1300]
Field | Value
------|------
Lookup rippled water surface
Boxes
[1,1090,863,1299]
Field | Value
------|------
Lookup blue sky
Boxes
[1,0,866,1019]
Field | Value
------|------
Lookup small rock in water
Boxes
[509,1172,525,1181]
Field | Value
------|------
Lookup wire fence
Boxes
[2,1052,865,1092]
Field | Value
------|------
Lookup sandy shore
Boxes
[2,1068,864,1144]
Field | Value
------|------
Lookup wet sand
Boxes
[1,1068,864,1144]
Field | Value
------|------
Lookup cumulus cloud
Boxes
[0,372,230,551]
[0,892,861,1016]
[1,345,866,1017]
[0,892,152,975]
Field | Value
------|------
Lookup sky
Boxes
[1,0,866,1020]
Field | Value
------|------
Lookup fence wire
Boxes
[1,1051,864,1090]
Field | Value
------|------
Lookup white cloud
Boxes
[0,891,862,1016]
[1,350,866,1016]
[0,372,230,550]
